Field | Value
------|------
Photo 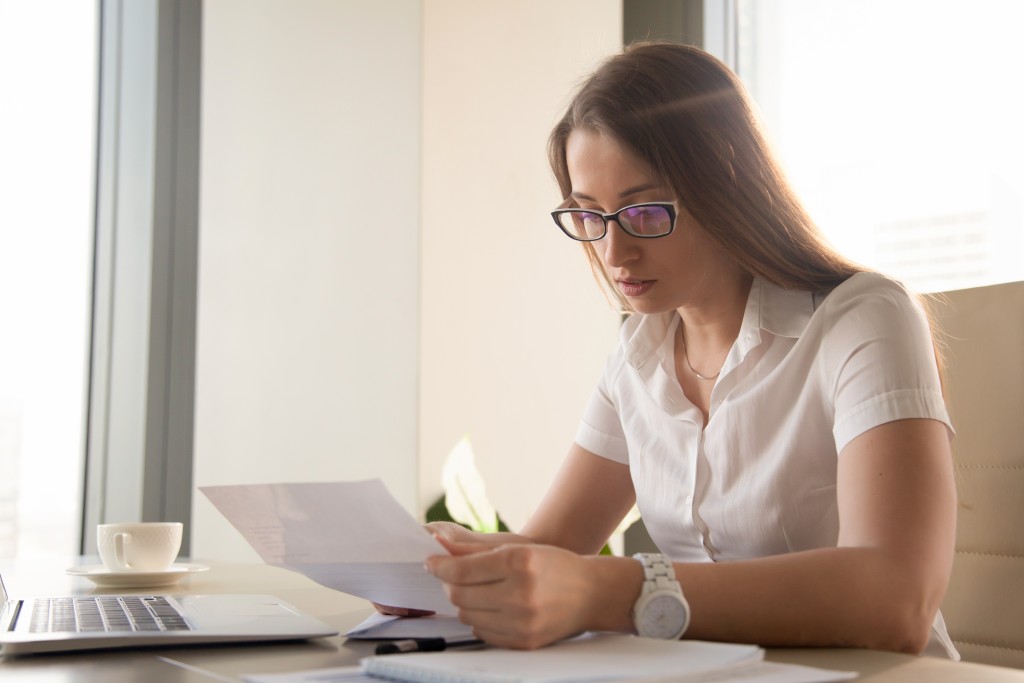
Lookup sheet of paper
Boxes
[200,480,456,613]
[345,612,476,641]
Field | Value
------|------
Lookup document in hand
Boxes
[360,633,764,683]
[200,480,456,613]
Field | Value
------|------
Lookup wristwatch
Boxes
[631,552,690,640]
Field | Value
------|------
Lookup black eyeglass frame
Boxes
[550,202,678,242]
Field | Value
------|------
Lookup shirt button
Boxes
[685,495,693,506]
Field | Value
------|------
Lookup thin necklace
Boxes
[680,326,722,381]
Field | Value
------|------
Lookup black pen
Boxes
[374,637,484,655]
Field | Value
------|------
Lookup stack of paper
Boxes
[244,633,856,683]
[362,632,763,681]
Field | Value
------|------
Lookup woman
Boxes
[414,42,958,657]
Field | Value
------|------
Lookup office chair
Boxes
[933,279,1024,668]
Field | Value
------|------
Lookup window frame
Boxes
[83,0,200,555]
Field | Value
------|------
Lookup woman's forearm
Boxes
[582,546,941,654]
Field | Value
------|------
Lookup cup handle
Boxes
[114,532,131,569]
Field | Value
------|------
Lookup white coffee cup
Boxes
[97,522,183,572]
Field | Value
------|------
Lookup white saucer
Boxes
[65,563,210,588]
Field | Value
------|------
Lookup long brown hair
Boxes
[548,42,862,311]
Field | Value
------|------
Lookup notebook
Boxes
[0,571,338,656]
[359,632,765,683]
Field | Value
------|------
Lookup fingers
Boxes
[427,542,518,585]
[455,605,561,651]
[433,534,496,557]
[424,521,465,542]
[427,546,541,615]
[426,546,516,615]
[424,544,592,650]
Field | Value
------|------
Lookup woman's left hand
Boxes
[424,535,600,650]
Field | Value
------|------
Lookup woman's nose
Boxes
[600,220,639,267]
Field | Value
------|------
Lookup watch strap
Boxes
[634,552,682,593]
[631,552,689,639]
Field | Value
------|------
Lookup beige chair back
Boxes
[933,280,1024,668]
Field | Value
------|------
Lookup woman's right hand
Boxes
[371,523,524,617]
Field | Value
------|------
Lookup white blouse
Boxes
[575,271,958,657]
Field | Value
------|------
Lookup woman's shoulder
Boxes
[811,271,933,351]
[816,271,922,315]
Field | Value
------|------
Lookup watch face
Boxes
[639,592,689,639]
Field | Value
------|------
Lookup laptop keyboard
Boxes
[29,596,192,633]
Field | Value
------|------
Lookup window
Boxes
[735,0,1024,293]
[0,2,98,557]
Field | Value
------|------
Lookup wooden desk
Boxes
[2,559,1023,682]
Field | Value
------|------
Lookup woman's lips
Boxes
[617,279,655,297]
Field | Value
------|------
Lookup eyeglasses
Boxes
[550,202,677,242]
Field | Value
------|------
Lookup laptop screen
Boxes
[0,571,17,632]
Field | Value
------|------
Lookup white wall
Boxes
[194,0,624,559]
[193,0,423,560]
[418,1,623,529]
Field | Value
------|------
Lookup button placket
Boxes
[689,430,718,560]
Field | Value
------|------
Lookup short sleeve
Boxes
[822,274,952,453]
[574,348,630,464]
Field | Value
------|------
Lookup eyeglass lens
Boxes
[557,204,672,240]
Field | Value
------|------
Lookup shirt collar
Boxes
[751,277,816,339]
[621,310,674,372]
[620,277,817,371]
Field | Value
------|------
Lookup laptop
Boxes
[0,571,338,656]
